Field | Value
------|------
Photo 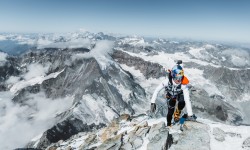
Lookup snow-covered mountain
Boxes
[0,31,250,150]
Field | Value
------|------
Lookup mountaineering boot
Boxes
[186,114,197,121]
[174,107,181,122]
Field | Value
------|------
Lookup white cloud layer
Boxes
[10,68,64,94]
[0,92,73,150]
[72,40,114,70]
[24,63,49,80]
[37,38,92,49]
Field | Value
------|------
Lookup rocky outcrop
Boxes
[14,48,148,149]
[190,88,243,125]
[42,115,211,150]
[170,121,210,150]
[242,137,250,149]
[211,127,242,143]
[97,134,123,150]
[32,117,105,149]
[0,56,20,89]
[213,127,226,142]
[112,50,164,79]
[147,122,172,150]
[203,66,250,101]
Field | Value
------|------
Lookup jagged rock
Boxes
[96,134,123,150]
[127,128,138,143]
[34,118,105,149]
[35,135,51,150]
[120,142,133,150]
[203,66,250,101]
[147,121,172,150]
[170,122,210,150]
[135,126,151,137]
[242,137,250,149]
[148,121,166,141]
[0,56,20,82]
[48,146,57,150]
[190,87,243,125]
[65,146,72,150]
[122,126,148,149]
[213,127,226,142]
[100,120,120,142]
[112,50,164,79]
[226,132,242,138]
[140,121,149,128]
[132,137,144,149]
[85,134,97,144]
[119,114,131,121]
[171,133,180,144]
[79,134,97,150]
[119,121,154,149]
[147,129,171,150]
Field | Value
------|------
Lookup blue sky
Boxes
[0,0,250,43]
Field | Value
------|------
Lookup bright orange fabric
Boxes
[182,76,189,85]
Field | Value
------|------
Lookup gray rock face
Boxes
[170,122,210,150]
[184,62,249,124]
[79,134,97,150]
[203,66,250,101]
[96,134,123,150]
[190,88,242,125]
[0,56,20,91]
[11,48,149,148]
[34,118,105,149]
[213,127,226,142]
[185,61,250,102]
[243,137,250,149]
[112,50,164,79]
[147,122,172,150]
[44,115,212,150]
[97,120,173,150]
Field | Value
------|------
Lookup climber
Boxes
[150,60,196,127]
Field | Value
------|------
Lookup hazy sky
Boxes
[0,0,250,43]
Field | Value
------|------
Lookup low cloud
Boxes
[23,63,50,80]
[10,67,63,94]
[37,38,92,49]
[72,40,114,70]
[6,76,20,85]
[0,92,73,149]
